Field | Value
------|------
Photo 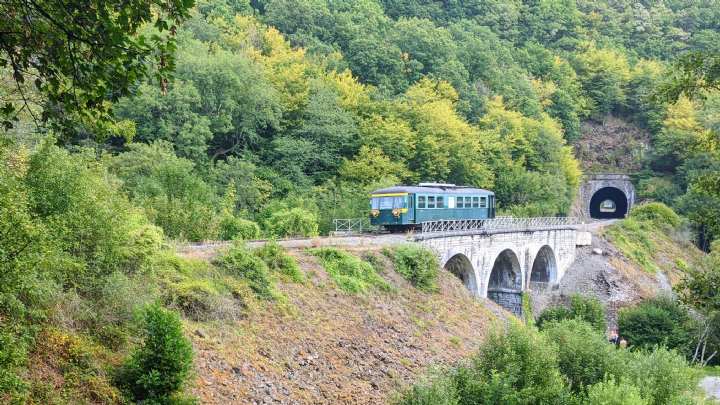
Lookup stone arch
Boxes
[444,253,478,295]
[528,245,557,290]
[589,186,628,219]
[487,249,523,315]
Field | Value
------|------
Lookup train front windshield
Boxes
[371,196,406,209]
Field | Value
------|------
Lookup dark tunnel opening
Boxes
[589,187,628,219]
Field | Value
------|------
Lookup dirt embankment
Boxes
[187,249,503,405]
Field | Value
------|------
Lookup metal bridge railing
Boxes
[332,218,375,235]
[420,217,581,235]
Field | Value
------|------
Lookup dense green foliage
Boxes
[543,319,616,393]
[310,247,390,294]
[388,244,439,292]
[3,0,720,402]
[537,294,606,333]
[585,379,647,405]
[214,243,275,300]
[115,304,194,403]
[618,296,697,359]
[398,318,699,404]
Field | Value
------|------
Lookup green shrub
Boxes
[214,244,274,300]
[541,319,615,393]
[585,379,648,405]
[630,202,681,228]
[115,305,193,403]
[126,224,165,270]
[537,294,606,332]
[460,323,572,403]
[165,279,221,321]
[25,142,154,281]
[390,244,439,292]
[536,305,572,328]
[616,347,698,405]
[310,248,390,294]
[89,271,155,347]
[396,375,458,405]
[267,207,318,238]
[218,215,260,241]
[255,241,303,282]
[617,296,697,358]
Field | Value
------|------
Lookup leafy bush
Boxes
[255,241,303,282]
[456,323,572,403]
[115,305,193,403]
[536,305,572,328]
[214,244,274,300]
[266,207,318,238]
[165,279,221,321]
[218,215,260,241]
[630,202,681,228]
[390,244,439,292]
[310,248,390,294]
[537,294,606,332]
[395,375,458,405]
[542,319,615,393]
[617,296,697,358]
[25,142,155,282]
[586,379,648,405]
[616,347,698,405]
[126,224,165,270]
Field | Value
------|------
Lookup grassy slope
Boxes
[603,218,704,286]
[184,248,500,404]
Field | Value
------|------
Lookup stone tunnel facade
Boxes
[576,174,636,219]
[419,228,580,315]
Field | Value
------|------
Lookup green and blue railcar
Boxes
[369,183,496,231]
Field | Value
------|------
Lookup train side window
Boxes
[371,198,379,209]
[418,195,426,208]
[480,196,488,208]
[465,196,472,207]
[472,196,479,208]
[437,196,445,208]
[427,196,436,209]
[457,196,464,208]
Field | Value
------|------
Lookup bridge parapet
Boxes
[416,217,582,240]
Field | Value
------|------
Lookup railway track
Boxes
[175,219,616,260]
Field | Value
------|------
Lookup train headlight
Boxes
[392,208,400,217]
[371,209,380,217]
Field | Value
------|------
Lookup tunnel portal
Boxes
[589,187,628,219]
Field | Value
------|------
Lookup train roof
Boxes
[370,184,494,195]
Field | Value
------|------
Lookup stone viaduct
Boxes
[415,222,590,315]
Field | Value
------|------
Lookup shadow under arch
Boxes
[487,249,523,316]
[528,245,557,291]
[589,187,628,219]
[444,253,477,295]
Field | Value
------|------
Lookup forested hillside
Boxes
[9,0,719,244]
[2,0,720,403]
